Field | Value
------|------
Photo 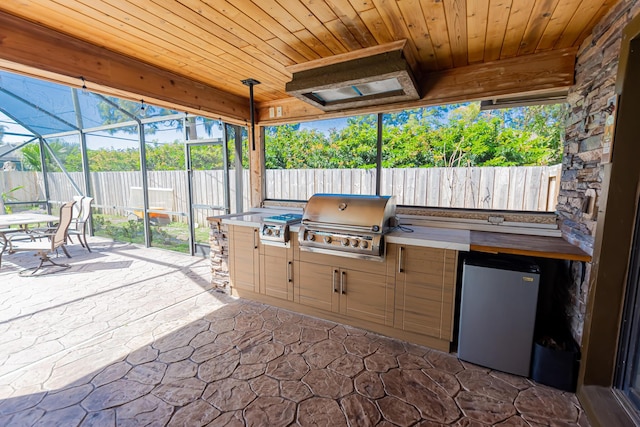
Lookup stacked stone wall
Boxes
[209,219,230,294]
[559,0,640,343]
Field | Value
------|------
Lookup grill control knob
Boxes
[323,236,332,244]
[274,229,281,237]
[341,238,349,246]
[360,240,369,249]
[306,233,315,241]
[265,228,273,236]
[351,239,359,248]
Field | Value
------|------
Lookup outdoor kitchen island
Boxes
[217,210,468,352]
[209,210,590,354]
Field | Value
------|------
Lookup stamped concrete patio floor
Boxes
[0,238,589,426]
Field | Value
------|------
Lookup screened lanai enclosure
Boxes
[0,70,250,255]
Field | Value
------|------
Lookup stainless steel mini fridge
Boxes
[458,255,540,377]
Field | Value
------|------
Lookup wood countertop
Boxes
[470,230,591,262]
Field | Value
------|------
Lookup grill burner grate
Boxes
[262,213,303,224]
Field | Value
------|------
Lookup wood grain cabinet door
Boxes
[338,268,394,327]
[229,225,260,293]
[295,258,394,326]
[295,261,338,312]
[260,244,294,301]
[393,244,458,340]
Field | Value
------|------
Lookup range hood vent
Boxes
[285,41,420,112]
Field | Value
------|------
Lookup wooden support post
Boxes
[250,126,265,208]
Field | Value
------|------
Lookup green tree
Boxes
[327,115,377,168]
[20,140,82,172]
[145,142,185,170]
[383,110,436,167]
[265,124,333,169]
[225,125,250,169]
[87,147,140,171]
[264,102,567,170]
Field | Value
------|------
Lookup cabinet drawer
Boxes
[297,249,388,275]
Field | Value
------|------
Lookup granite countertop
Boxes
[208,208,303,228]
[209,210,591,261]
[210,210,470,251]
[386,226,470,251]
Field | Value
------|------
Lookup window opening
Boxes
[264,102,567,213]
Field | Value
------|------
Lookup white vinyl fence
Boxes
[1,165,561,224]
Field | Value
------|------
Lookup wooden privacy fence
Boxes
[0,170,250,225]
[1,164,561,223]
[267,165,562,211]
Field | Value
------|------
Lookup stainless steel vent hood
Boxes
[285,40,420,112]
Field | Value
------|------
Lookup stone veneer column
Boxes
[558,1,640,343]
[208,218,230,294]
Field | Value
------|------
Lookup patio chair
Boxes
[8,201,75,275]
[72,195,84,219]
[67,196,93,252]
[30,195,83,236]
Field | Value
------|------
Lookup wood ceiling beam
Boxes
[257,47,577,125]
[0,11,250,123]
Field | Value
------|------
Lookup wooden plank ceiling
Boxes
[0,0,617,123]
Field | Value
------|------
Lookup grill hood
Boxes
[302,194,396,233]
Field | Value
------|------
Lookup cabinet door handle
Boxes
[253,228,258,249]
[333,269,339,293]
[398,246,404,273]
[341,271,346,294]
[287,261,292,283]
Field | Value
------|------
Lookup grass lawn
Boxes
[93,214,209,253]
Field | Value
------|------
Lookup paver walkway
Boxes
[0,238,590,426]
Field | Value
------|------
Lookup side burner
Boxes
[259,213,302,246]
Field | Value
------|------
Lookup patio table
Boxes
[0,212,58,268]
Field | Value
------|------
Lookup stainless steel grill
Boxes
[298,194,396,260]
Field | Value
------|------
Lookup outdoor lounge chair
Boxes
[67,196,93,252]
[8,201,75,275]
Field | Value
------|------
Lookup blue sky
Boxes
[299,117,349,136]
